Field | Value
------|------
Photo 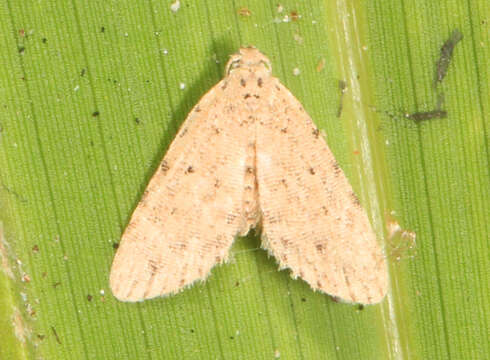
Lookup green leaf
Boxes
[0,0,488,359]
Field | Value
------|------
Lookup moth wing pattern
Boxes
[256,81,387,304]
[110,81,250,301]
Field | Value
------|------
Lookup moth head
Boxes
[225,47,272,75]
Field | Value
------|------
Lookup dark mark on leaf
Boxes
[405,110,447,122]
[51,326,61,344]
[434,29,463,87]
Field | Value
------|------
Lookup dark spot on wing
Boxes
[148,260,159,275]
[351,191,360,205]
[161,161,169,172]
[226,213,236,224]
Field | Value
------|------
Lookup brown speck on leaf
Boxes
[186,165,194,174]
[32,245,39,253]
[316,58,325,72]
[87,294,93,301]
[237,7,251,17]
[309,167,315,175]
[19,29,25,37]
[290,11,300,21]
[112,242,119,250]
[92,111,100,117]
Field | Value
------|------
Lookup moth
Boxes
[110,47,387,304]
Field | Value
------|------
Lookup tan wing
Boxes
[110,81,251,301]
[256,80,387,304]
